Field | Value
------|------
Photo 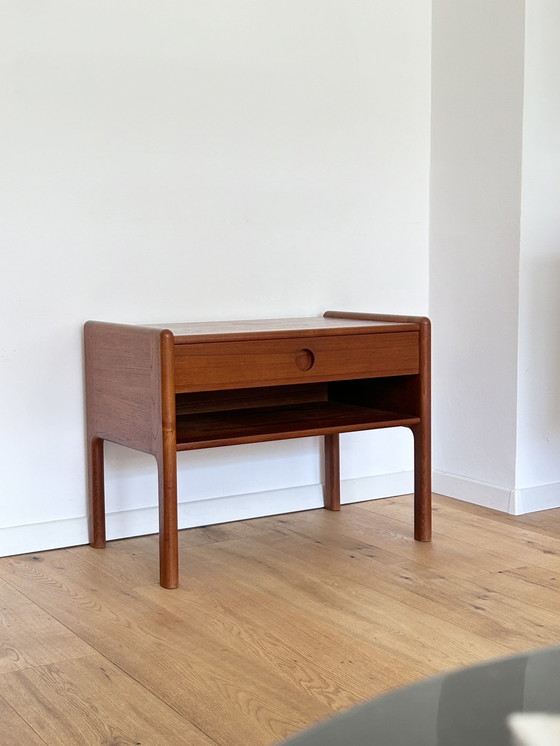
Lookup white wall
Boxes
[0,1,431,553]
[431,0,560,514]
[515,0,560,506]
[430,0,525,507]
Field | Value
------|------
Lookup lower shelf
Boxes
[176,401,420,450]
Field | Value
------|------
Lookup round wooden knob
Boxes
[295,348,315,371]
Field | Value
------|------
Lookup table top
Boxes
[144,315,420,344]
[283,647,560,746]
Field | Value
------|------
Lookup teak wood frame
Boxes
[85,311,431,589]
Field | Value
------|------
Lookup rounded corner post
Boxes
[84,321,106,547]
[413,313,432,541]
[158,327,179,589]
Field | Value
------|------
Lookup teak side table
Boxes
[84,311,431,588]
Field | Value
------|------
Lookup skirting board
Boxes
[434,470,560,516]
[0,470,414,558]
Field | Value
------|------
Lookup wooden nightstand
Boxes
[84,311,431,588]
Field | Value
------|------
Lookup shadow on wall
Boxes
[519,252,560,445]
[549,257,560,433]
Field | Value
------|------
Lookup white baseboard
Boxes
[433,470,513,512]
[434,470,560,515]
[510,482,560,515]
[0,470,414,558]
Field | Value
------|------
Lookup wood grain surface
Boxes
[3,493,558,744]
[145,315,419,343]
[173,332,419,392]
[85,313,430,587]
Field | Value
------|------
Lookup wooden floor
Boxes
[2,494,560,745]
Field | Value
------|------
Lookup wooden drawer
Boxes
[174,332,419,393]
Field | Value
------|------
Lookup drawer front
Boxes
[174,332,419,392]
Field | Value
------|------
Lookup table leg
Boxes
[324,433,341,511]
[157,445,179,589]
[412,423,432,541]
[88,436,106,548]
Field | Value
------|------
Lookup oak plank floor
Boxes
[0,576,93,674]
[1,494,560,744]
[0,697,47,746]
[0,655,213,746]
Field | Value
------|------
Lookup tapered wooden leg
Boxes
[88,436,106,548]
[412,423,431,541]
[324,433,341,511]
[157,446,179,589]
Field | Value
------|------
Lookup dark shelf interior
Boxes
[176,400,419,450]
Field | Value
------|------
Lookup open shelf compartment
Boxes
[175,400,419,450]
